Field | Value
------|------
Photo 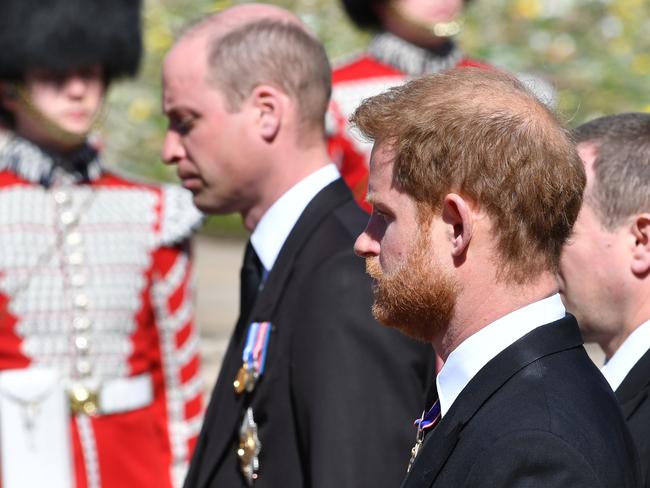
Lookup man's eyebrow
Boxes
[163,105,191,118]
[366,193,393,213]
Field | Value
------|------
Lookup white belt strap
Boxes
[69,373,154,416]
[99,373,153,414]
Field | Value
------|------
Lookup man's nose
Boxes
[161,131,184,165]
[354,228,380,258]
[65,76,90,98]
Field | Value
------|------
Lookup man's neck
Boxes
[241,143,331,232]
[435,273,559,361]
[248,163,339,272]
[601,304,650,359]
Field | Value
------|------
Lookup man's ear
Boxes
[631,214,650,276]
[249,84,283,142]
[441,193,474,258]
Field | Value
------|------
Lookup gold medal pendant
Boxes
[233,364,256,395]
[233,365,251,394]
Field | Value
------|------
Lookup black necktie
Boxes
[239,241,263,322]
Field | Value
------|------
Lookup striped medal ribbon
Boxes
[407,400,441,472]
[233,322,272,395]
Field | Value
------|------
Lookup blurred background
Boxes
[105,0,650,201]
[101,0,648,387]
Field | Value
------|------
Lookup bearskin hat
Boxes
[342,0,472,30]
[0,0,142,82]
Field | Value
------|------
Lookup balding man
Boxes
[352,69,641,487]
[559,113,650,487]
[162,5,434,488]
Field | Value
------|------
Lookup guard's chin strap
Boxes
[386,2,463,38]
[12,83,104,148]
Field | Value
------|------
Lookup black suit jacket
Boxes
[403,316,642,488]
[184,179,435,488]
[617,349,650,487]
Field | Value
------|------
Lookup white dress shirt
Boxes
[436,294,566,417]
[250,164,340,273]
[601,319,650,391]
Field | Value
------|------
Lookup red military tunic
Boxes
[327,32,490,210]
[0,133,204,488]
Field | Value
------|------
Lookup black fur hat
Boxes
[0,0,142,82]
[342,0,472,30]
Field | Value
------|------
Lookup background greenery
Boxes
[102,0,650,236]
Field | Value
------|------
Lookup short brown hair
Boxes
[574,113,650,230]
[207,19,331,134]
[351,68,585,283]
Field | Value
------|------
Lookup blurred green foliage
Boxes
[101,0,650,236]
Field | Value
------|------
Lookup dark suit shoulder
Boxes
[462,429,603,488]
[479,349,628,446]
[448,348,639,487]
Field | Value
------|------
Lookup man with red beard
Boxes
[352,68,641,487]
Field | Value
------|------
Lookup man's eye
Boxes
[175,116,197,135]
[374,208,390,222]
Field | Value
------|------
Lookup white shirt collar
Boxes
[600,319,650,391]
[250,164,340,272]
[436,293,566,417]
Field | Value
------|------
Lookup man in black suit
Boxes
[161,4,434,487]
[559,113,650,486]
[352,68,641,487]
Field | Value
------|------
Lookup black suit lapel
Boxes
[194,310,251,487]
[616,349,650,420]
[248,178,353,322]
[196,179,354,488]
[402,316,583,488]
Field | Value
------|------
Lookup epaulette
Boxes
[159,184,204,247]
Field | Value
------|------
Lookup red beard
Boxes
[365,233,458,343]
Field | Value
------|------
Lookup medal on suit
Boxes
[233,322,272,395]
[238,407,261,486]
[407,400,441,472]
[233,322,271,483]
[233,363,254,394]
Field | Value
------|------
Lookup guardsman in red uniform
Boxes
[328,0,489,209]
[0,1,203,486]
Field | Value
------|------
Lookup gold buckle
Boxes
[69,385,99,416]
